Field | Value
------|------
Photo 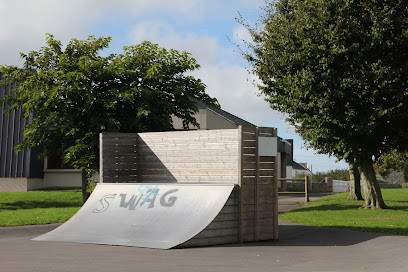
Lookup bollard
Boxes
[305,176,310,204]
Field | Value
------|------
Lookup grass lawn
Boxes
[0,191,82,227]
[279,188,408,236]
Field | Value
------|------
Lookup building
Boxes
[1,75,293,191]
[284,139,312,179]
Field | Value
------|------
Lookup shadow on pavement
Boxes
[210,222,385,249]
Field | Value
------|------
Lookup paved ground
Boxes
[1,194,407,272]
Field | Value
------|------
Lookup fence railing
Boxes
[278,176,310,204]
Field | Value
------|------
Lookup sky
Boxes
[0,0,348,172]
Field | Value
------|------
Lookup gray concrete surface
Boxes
[0,194,407,272]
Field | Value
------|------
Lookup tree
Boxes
[245,0,408,208]
[0,34,218,202]
[374,150,408,180]
[348,158,363,201]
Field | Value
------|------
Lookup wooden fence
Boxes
[99,126,278,246]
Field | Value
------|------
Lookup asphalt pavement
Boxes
[0,194,407,272]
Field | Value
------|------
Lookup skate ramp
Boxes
[33,183,234,249]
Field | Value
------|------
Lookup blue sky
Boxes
[0,0,348,172]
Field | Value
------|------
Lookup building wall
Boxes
[0,73,44,178]
[172,108,237,130]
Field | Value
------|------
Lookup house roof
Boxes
[195,100,254,127]
[289,160,310,171]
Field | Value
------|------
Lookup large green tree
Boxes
[246,0,408,208]
[0,35,218,202]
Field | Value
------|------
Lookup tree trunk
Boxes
[348,161,363,200]
[360,156,387,209]
[81,169,91,204]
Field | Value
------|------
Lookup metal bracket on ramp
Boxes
[33,183,235,249]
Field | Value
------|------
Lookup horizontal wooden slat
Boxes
[179,235,238,248]
[103,169,137,176]
[138,168,238,177]
[258,127,276,135]
[242,204,255,213]
[243,154,256,163]
[258,176,274,184]
[242,126,256,133]
[258,231,275,240]
[194,228,238,239]
[258,218,274,226]
[205,220,239,230]
[259,162,274,169]
[259,156,275,162]
[212,212,239,222]
[242,133,256,141]
[138,162,238,169]
[242,211,255,220]
[243,140,256,148]
[257,204,273,212]
[258,211,274,219]
[243,169,255,177]
[259,169,274,176]
[242,147,256,155]
[102,176,138,183]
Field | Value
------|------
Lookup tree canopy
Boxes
[0,35,218,191]
[246,0,408,208]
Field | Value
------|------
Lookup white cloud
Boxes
[232,25,252,45]
[129,20,226,66]
[191,64,289,128]
[0,0,205,66]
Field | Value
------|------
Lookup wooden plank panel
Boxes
[102,176,138,183]
[103,170,137,176]
[212,212,239,222]
[242,126,256,133]
[242,219,255,229]
[242,162,256,169]
[243,169,255,177]
[258,218,274,226]
[242,177,255,185]
[243,140,256,148]
[242,154,256,163]
[138,161,238,169]
[243,234,255,242]
[258,127,276,136]
[258,225,274,233]
[257,203,273,212]
[179,235,238,248]
[242,204,256,213]
[258,211,274,219]
[205,220,239,230]
[259,156,275,162]
[242,133,256,141]
[258,176,274,184]
[138,168,238,177]
[194,228,239,239]
[140,155,238,163]
[259,162,274,169]
[242,147,256,155]
[258,231,274,241]
[242,211,255,221]
[224,197,238,206]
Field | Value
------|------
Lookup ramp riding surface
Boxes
[33,183,234,249]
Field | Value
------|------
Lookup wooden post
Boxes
[305,176,310,204]
[238,126,244,243]
[254,127,259,242]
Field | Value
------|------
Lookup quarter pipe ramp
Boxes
[33,183,234,249]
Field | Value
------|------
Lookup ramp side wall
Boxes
[178,186,239,247]
[239,126,278,242]
[100,133,138,183]
[136,129,239,183]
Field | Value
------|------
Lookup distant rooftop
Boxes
[195,100,254,127]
